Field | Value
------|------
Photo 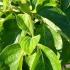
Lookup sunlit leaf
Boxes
[19,34,40,55]
[26,50,41,70]
[0,18,4,32]
[17,13,34,36]
[38,44,61,70]
[0,44,23,70]
[42,17,63,50]
[3,0,11,11]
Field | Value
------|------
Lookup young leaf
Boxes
[19,35,40,55]
[17,56,23,70]
[17,13,34,36]
[19,36,30,55]
[0,12,3,17]
[0,44,23,70]
[29,35,40,54]
[0,18,4,32]
[3,0,11,11]
[16,14,28,31]
[38,44,61,70]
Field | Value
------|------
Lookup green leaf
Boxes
[50,29,63,50]
[38,7,70,43]
[0,44,23,70]
[44,0,58,7]
[0,18,21,52]
[19,34,40,55]
[0,18,4,32]
[30,0,44,10]
[26,50,54,70]
[16,14,27,31]
[37,0,44,5]
[3,0,11,11]
[29,35,40,54]
[61,0,70,9]
[38,44,61,70]
[42,17,61,32]
[17,56,23,70]
[17,13,34,36]
[26,51,41,70]
[48,8,66,16]
[20,0,27,3]
[0,12,3,17]
[46,25,63,50]
[19,36,30,55]
[19,3,31,13]
[60,37,70,64]
[34,23,55,51]
[0,1,3,6]
[18,0,31,13]
[5,14,15,21]
[42,17,62,50]
[0,18,4,52]
[60,31,70,43]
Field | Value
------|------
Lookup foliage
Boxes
[0,0,70,70]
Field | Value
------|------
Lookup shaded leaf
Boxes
[26,49,54,70]
[34,23,56,51]
[37,7,70,40]
[42,17,63,50]
[0,18,21,52]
